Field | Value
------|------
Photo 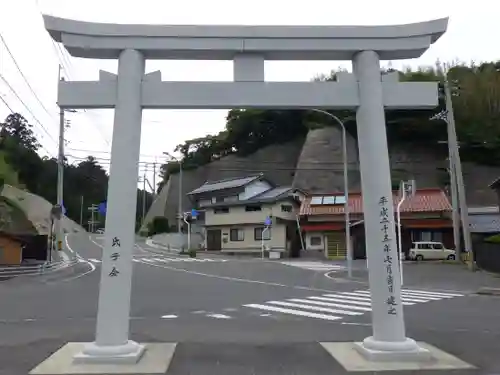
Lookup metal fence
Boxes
[0,258,78,278]
[475,242,500,274]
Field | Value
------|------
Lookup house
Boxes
[187,174,305,255]
[299,188,453,259]
[468,206,500,245]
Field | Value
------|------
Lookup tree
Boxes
[153,60,500,186]
[0,113,40,152]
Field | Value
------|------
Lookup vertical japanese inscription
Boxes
[109,236,121,277]
[379,196,397,316]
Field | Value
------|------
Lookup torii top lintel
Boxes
[43,15,448,61]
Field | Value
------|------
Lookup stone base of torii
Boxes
[28,15,475,374]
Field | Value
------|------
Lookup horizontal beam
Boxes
[44,15,448,61]
[57,80,438,110]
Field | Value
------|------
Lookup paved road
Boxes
[1,233,500,374]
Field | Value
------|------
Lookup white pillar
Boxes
[352,50,428,361]
[75,49,145,364]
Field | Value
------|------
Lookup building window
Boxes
[199,199,211,207]
[245,205,262,212]
[413,230,443,243]
[310,236,322,246]
[281,205,293,213]
[230,228,244,241]
[254,227,271,240]
[224,196,238,202]
[214,207,229,214]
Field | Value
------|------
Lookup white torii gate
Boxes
[44,16,448,364]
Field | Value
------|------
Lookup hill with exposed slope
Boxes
[144,128,500,229]
[0,184,85,235]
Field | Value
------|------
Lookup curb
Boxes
[144,239,182,255]
[476,287,500,296]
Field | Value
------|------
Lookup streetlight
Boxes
[163,152,183,234]
[309,109,352,278]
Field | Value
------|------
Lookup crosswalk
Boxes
[242,288,464,322]
[279,261,345,272]
[87,256,227,264]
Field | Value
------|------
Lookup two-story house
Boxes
[187,174,305,255]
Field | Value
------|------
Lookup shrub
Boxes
[188,249,197,258]
[484,234,500,244]
[147,216,170,237]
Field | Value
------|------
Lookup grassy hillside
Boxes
[0,151,19,187]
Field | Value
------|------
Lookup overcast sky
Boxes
[1,0,499,190]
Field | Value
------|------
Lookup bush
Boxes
[484,234,500,244]
[188,249,197,258]
[147,216,170,237]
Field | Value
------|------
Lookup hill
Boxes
[145,62,500,228]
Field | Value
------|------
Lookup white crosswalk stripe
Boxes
[87,256,227,264]
[243,288,464,322]
[279,261,345,272]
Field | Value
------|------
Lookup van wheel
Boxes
[415,255,424,261]
[447,254,456,260]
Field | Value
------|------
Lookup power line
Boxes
[0,32,55,120]
[0,73,56,154]
[0,94,13,112]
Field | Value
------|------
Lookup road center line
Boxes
[132,258,341,293]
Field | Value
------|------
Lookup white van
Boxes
[408,241,456,261]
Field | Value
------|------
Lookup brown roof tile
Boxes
[300,188,451,216]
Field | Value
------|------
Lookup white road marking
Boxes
[206,313,232,319]
[244,304,342,321]
[88,258,101,263]
[279,261,345,272]
[242,288,464,322]
[161,315,178,319]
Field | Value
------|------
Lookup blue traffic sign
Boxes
[61,203,66,215]
[191,208,198,218]
[98,201,107,215]
[264,216,272,226]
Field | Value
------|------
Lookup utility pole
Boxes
[448,157,461,261]
[88,204,98,233]
[142,169,147,224]
[444,79,474,269]
[80,195,84,226]
[152,161,157,199]
[55,66,65,252]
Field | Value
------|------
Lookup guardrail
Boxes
[0,257,79,277]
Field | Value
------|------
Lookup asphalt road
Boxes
[1,233,500,374]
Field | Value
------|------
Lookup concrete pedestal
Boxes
[354,336,431,362]
[73,340,145,364]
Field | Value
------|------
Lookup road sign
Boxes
[191,208,198,218]
[264,216,272,226]
[98,201,107,215]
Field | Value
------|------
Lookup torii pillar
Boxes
[43,15,448,365]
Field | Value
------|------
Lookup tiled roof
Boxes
[300,189,452,216]
[187,174,264,195]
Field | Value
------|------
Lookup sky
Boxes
[1,0,499,192]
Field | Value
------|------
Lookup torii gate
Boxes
[44,15,447,364]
